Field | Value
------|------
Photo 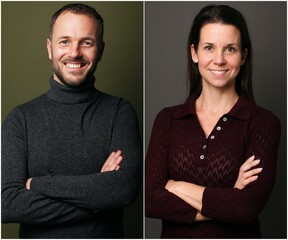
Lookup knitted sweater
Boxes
[145,94,281,238]
[2,77,142,238]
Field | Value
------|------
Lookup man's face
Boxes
[47,12,104,87]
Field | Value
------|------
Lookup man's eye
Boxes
[82,41,92,46]
[60,40,69,45]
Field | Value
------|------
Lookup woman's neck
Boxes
[196,88,239,115]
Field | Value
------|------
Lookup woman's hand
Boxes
[195,211,210,222]
[234,155,263,189]
[101,150,123,172]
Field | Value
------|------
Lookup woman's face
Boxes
[191,23,247,91]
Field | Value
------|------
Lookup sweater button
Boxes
[202,144,207,149]
[200,155,205,160]
[210,135,215,140]
[223,117,228,122]
[216,126,221,131]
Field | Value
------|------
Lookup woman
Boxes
[145,5,281,238]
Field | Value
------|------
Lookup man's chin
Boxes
[63,79,86,87]
[55,74,92,88]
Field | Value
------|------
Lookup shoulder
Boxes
[98,91,130,108]
[249,104,281,137]
[3,95,45,122]
[156,102,186,120]
[152,103,184,130]
[97,91,138,119]
[15,94,47,113]
[252,104,281,128]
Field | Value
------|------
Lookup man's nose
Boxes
[68,43,82,58]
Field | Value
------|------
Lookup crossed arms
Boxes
[2,102,142,225]
[145,108,281,224]
[165,155,263,221]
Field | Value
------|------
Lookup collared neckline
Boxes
[46,76,100,104]
[174,93,253,120]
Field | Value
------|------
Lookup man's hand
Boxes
[26,178,32,190]
[25,151,123,189]
[101,150,123,172]
[234,155,262,189]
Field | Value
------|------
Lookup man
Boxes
[1,3,142,238]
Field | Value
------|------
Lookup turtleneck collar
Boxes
[46,76,100,104]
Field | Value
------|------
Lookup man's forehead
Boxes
[55,11,99,25]
[50,11,103,41]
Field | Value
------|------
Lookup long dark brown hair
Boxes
[187,5,255,103]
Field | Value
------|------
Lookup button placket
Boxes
[210,116,228,140]
[199,140,208,160]
[199,116,228,161]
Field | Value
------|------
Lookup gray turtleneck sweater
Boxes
[1,77,142,238]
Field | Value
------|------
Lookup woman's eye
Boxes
[204,46,212,51]
[227,47,236,52]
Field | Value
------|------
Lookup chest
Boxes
[196,110,225,138]
[26,103,114,176]
[167,116,248,187]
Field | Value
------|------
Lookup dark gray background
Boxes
[145,1,286,238]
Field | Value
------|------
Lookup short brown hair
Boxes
[49,3,104,41]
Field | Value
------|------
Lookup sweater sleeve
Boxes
[1,108,94,225]
[201,109,281,223]
[30,101,142,211]
[145,108,198,224]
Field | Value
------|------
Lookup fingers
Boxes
[101,150,123,173]
[241,167,263,184]
[243,166,263,179]
[242,175,258,186]
[26,178,33,190]
[240,155,260,172]
[234,155,263,190]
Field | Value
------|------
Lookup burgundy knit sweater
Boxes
[145,94,281,238]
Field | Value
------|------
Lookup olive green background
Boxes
[1,1,143,238]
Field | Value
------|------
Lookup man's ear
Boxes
[97,41,105,62]
[47,38,52,60]
[191,44,198,63]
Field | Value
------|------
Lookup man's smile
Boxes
[65,62,86,69]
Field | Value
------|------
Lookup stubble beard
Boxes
[52,58,98,88]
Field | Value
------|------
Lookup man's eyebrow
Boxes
[55,36,96,41]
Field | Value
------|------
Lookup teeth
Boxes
[211,70,226,73]
[66,63,82,69]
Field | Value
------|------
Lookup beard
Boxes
[52,56,98,88]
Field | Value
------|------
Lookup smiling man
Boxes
[1,3,142,239]
[47,9,104,87]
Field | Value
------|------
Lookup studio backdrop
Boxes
[1,1,143,238]
[145,1,286,238]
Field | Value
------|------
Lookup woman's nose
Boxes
[213,50,226,65]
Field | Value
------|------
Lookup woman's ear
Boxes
[241,48,248,65]
[191,44,198,63]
